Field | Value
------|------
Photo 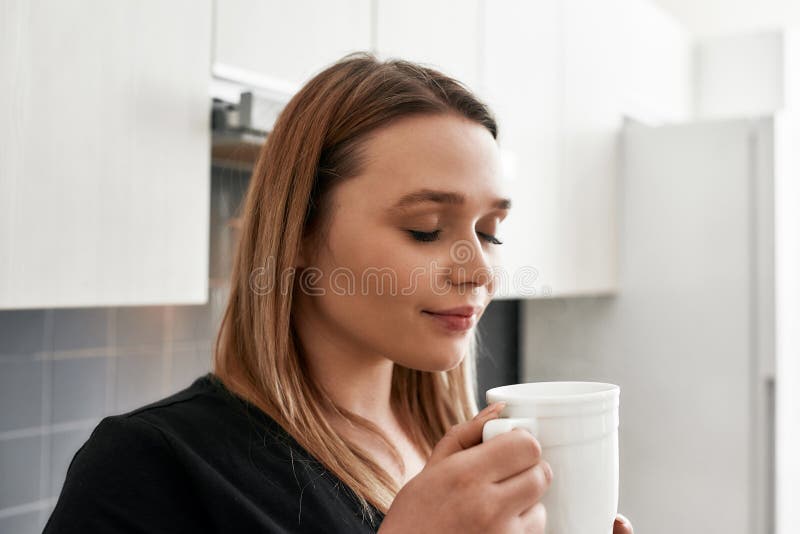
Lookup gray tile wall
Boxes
[0,298,229,533]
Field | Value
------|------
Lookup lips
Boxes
[422,305,481,317]
[421,306,481,333]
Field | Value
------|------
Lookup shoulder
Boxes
[44,373,385,533]
[67,372,251,470]
[57,413,175,496]
[119,372,295,458]
[65,373,216,471]
[43,415,197,533]
[113,372,241,440]
[43,374,225,533]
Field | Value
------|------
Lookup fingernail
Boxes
[489,401,507,413]
[478,402,502,417]
[542,462,553,483]
[476,404,494,418]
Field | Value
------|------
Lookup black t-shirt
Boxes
[43,372,386,533]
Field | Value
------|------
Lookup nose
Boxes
[446,235,496,292]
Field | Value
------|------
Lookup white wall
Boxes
[619,0,693,123]
[694,31,786,119]
[785,29,800,110]
[653,0,800,37]
[774,111,800,534]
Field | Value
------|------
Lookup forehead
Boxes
[334,113,506,211]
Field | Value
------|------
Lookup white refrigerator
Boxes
[520,114,800,534]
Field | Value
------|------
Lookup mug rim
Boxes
[486,381,619,405]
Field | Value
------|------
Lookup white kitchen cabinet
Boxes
[0,0,212,309]
[482,0,691,299]
[483,0,624,299]
[213,0,372,90]
[480,0,562,300]
[374,0,482,93]
[557,0,623,296]
[210,0,691,301]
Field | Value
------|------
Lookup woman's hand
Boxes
[378,402,552,534]
[614,513,634,533]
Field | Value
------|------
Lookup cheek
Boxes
[351,237,440,296]
[320,227,471,370]
[310,267,471,372]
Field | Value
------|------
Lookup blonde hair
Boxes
[212,51,497,527]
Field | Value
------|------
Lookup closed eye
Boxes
[407,229,441,242]
[478,231,503,245]
[406,229,503,245]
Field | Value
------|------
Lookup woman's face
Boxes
[294,113,510,372]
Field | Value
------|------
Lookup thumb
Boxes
[428,401,507,466]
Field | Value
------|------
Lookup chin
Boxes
[420,351,465,373]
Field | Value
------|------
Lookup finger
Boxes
[517,501,547,534]
[614,513,634,534]
[494,459,552,517]
[459,427,543,483]
[428,402,506,465]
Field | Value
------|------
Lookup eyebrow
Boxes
[391,189,512,211]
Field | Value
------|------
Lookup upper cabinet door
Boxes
[374,0,619,299]
[0,0,212,309]
[484,0,689,299]
[374,0,482,93]
[556,0,622,296]
[213,0,372,88]
[482,0,563,300]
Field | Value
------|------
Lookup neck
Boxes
[293,306,397,428]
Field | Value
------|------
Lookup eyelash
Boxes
[407,229,504,245]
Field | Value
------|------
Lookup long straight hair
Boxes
[213,51,498,526]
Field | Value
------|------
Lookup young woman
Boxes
[44,52,634,533]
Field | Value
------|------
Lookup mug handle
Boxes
[482,417,540,443]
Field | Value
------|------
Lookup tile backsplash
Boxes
[0,297,230,532]
[0,163,519,533]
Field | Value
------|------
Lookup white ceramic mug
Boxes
[482,382,620,534]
